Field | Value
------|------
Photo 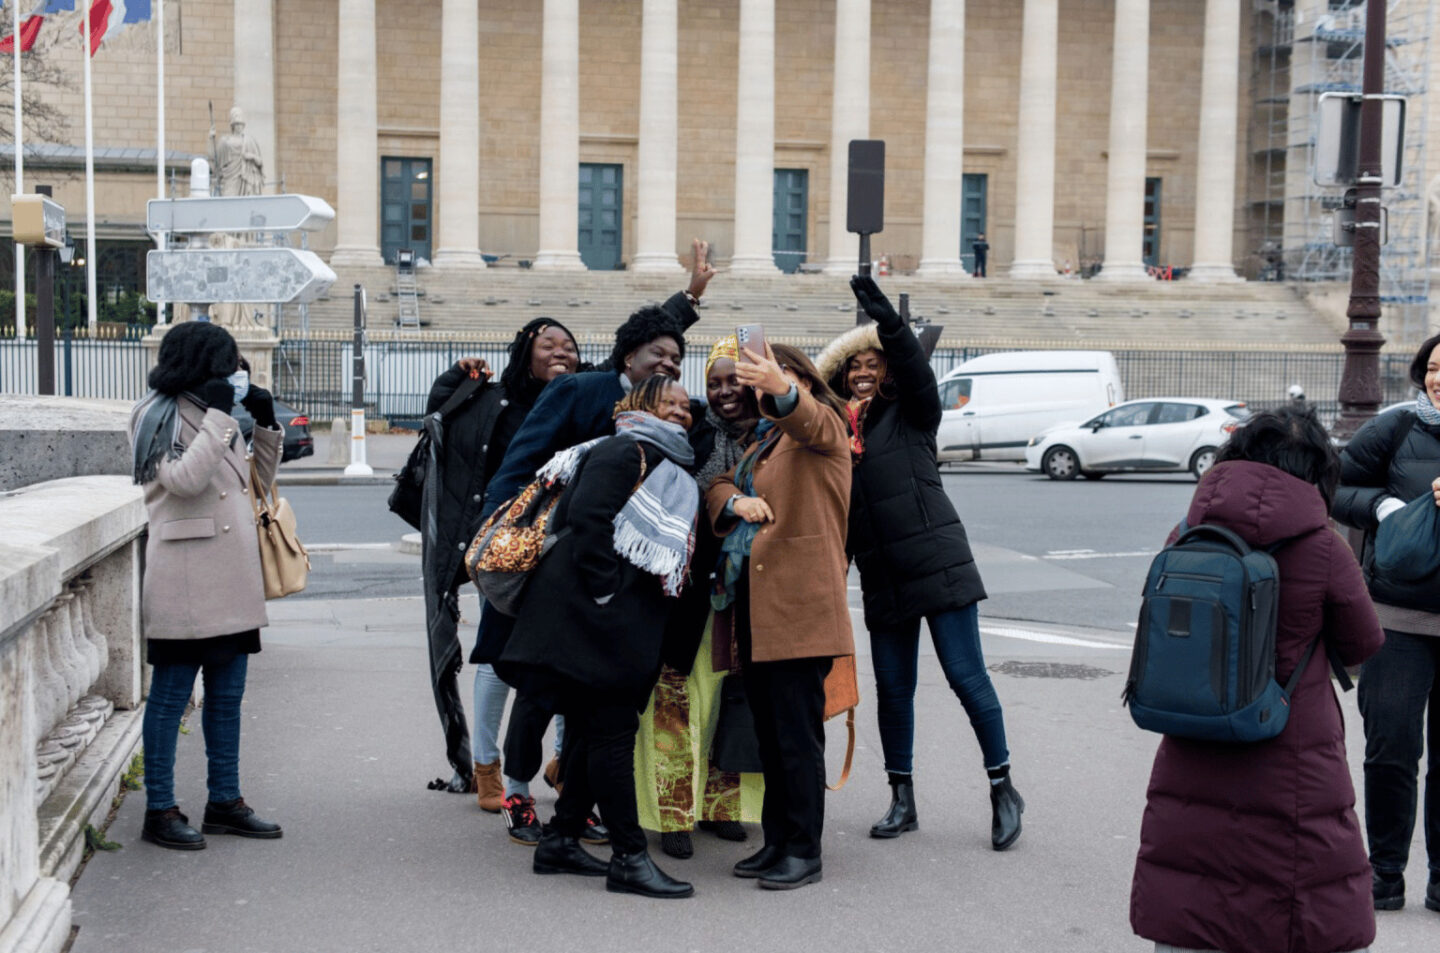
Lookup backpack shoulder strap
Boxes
[1387,410,1417,464]
[433,373,486,421]
[1284,635,1355,695]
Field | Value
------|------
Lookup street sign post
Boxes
[1314,92,1406,188]
[145,248,337,305]
[11,194,66,248]
[146,194,336,233]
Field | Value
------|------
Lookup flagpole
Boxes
[12,0,26,340]
[83,1,98,334]
[155,0,167,324]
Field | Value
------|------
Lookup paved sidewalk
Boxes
[68,594,1434,953]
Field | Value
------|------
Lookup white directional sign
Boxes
[146,248,337,304]
[146,194,336,233]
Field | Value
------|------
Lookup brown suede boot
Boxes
[474,760,504,813]
[543,756,563,795]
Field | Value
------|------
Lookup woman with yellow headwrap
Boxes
[633,335,765,858]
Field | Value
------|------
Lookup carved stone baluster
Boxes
[68,582,113,723]
[49,595,85,713]
[31,613,66,742]
[67,582,102,686]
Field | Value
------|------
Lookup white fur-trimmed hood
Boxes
[814,322,881,385]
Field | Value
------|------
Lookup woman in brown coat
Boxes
[707,342,853,890]
[129,322,284,851]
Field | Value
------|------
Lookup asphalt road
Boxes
[283,463,1199,632]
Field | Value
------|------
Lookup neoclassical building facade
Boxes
[6,0,1430,289]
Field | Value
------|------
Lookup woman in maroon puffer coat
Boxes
[1131,408,1385,953]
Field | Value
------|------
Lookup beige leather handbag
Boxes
[249,460,310,599]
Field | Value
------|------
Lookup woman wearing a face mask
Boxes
[128,321,284,851]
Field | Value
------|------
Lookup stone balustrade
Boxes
[1,398,145,953]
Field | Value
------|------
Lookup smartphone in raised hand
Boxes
[736,324,767,363]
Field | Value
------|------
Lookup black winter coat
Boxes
[422,366,539,596]
[496,436,673,711]
[1333,407,1440,611]
[847,321,986,629]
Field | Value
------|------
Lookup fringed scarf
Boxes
[132,391,247,484]
[711,419,783,611]
[537,411,698,596]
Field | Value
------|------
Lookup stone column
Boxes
[631,0,684,272]
[1009,0,1059,279]
[330,0,384,267]
[1188,0,1243,282]
[1096,0,1150,281]
[534,0,585,270]
[433,0,486,269]
[232,0,276,189]
[917,0,968,277]
[728,0,779,275]
[821,0,871,275]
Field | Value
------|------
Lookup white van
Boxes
[935,351,1124,462]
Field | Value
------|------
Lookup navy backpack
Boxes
[1123,522,1349,744]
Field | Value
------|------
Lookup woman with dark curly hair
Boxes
[129,321,285,850]
[1133,407,1383,953]
[1333,331,1440,915]
[416,318,579,804]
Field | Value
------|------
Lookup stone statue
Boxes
[209,106,264,197]
[1427,173,1440,264]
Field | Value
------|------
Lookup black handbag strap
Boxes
[433,372,486,421]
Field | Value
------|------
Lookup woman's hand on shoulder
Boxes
[733,496,775,524]
[456,357,491,379]
[1432,476,1440,508]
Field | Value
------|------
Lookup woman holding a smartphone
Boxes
[817,275,1023,852]
[707,339,852,890]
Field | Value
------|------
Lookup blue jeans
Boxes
[1357,628,1440,876]
[869,603,1009,775]
[473,663,564,766]
[143,655,248,811]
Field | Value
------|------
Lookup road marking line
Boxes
[1043,550,1155,561]
[980,625,1131,650]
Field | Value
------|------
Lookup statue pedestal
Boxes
[142,322,280,391]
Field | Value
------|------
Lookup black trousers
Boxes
[736,568,832,860]
[502,692,556,785]
[1358,627,1440,874]
[551,695,646,855]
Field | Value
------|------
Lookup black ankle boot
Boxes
[1373,870,1405,911]
[870,772,919,838]
[201,798,283,839]
[606,850,694,899]
[142,807,206,851]
[533,828,608,876]
[990,775,1024,851]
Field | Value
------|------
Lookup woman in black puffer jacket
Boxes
[419,319,578,802]
[1333,332,1440,914]
[815,276,1022,851]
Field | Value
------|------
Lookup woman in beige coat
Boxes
[129,321,284,851]
[707,342,853,890]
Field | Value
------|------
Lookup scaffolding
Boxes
[1254,0,1432,345]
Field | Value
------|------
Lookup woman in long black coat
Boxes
[419,319,577,801]
[814,275,1022,851]
[496,376,701,899]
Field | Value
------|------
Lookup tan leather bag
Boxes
[824,654,859,791]
[249,460,310,599]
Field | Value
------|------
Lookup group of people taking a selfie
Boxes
[416,245,1021,898]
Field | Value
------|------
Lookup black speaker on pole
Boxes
[846,140,885,236]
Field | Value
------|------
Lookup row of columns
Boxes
[234,0,1242,280]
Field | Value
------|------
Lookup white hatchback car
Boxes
[1024,398,1249,481]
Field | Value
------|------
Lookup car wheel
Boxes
[1081,470,1105,481]
[1189,446,1217,480]
[1042,445,1080,481]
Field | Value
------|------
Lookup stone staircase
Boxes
[297,265,1346,350]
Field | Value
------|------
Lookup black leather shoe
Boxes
[870,773,919,838]
[142,807,206,851]
[660,830,693,859]
[606,850,694,899]
[732,844,785,879]
[758,854,822,890]
[581,813,610,846]
[1425,876,1439,913]
[1373,871,1405,911]
[201,798,283,839]
[990,777,1024,851]
[533,830,608,876]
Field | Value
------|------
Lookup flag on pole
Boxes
[79,0,150,56]
[0,2,53,54]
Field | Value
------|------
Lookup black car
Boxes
[274,398,314,463]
